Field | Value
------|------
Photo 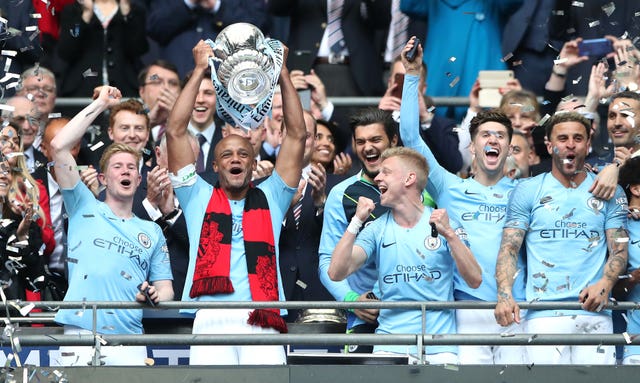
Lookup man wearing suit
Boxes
[185,68,223,186]
[501,0,556,96]
[140,135,198,300]
[269,0,391,97]
[278,111,334,322]
[4,96,48,175]
[147,0,269,79]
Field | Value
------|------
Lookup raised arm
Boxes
[494,227,526,326]
[328,196,375,281]
[166,40,213,173]
[274,45,306,188]
[50,86,122,189]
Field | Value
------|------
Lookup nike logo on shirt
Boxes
[464,189,479,195]
[382,242,396,248]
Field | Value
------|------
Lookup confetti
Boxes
[622,313,629,323]
[449,76,460,88]
[18,303,35,316]
[90,141,104,151]
[25,26,38,32]
[571,1,584,7]
[295,279,308,289]
[82,68,98,78]
[449,57,456,62]
[1,50,16,57]
[48,112,62,119]
[538,114,551,126]
[513,268,521,280]
[552,10,564,16]
[121,271,132,280]
[553,57,568,65]
[528,334,538,343]
[3,57,11,72]
[572,76,582,85]
[443,364,459,371]
[623,332,632,344]
[541,260,555,268]
[589,20,600,28]
[602,2,615,17]
[501,52,513,62]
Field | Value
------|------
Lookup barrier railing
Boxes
[2,300,638,350]
[54,97,472,109]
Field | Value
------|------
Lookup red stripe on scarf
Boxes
[191,185,287,333]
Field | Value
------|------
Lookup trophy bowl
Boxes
[212,23,274,105]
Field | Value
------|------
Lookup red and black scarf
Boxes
[191,186,287,333]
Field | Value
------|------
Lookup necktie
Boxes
[292,196,303,229]
[390,0,409,60]
[327,0,346,55]
[196,133,206,173]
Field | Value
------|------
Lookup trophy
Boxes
[206,23,284,130]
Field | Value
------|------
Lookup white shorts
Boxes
[456,308,527,364]
[190,308,287,365]
[49,326,147,366]
[525,315,615,365]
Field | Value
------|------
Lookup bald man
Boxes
[4,96,48,183]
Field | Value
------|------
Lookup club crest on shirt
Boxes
[424,235,441,251]
[138,233,151,249]
[586,197,604,214]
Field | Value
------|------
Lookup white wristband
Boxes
[346,216,364,235]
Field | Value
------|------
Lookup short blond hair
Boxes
[380,147,429,190]
[99,143,141,172]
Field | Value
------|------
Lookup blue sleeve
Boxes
[318,183,356,301]
[605,186,628,231]
[60,180,96,217]
[354,219,378,263]
[400,74,455,201]
[504,179,533,231]
[148,226,173,282]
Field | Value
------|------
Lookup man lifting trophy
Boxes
[206,23,284,130]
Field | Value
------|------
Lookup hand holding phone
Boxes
[406,38,421,62]
[578,38,613,57]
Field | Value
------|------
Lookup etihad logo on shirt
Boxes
[93,235,149,270]
[382,264,442,284]
[461,204,506,223]
[539,220,598,240]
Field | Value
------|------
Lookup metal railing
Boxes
[53,97,472,109]
[2,300,638,350]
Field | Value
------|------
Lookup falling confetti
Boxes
[602,2,615,17]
